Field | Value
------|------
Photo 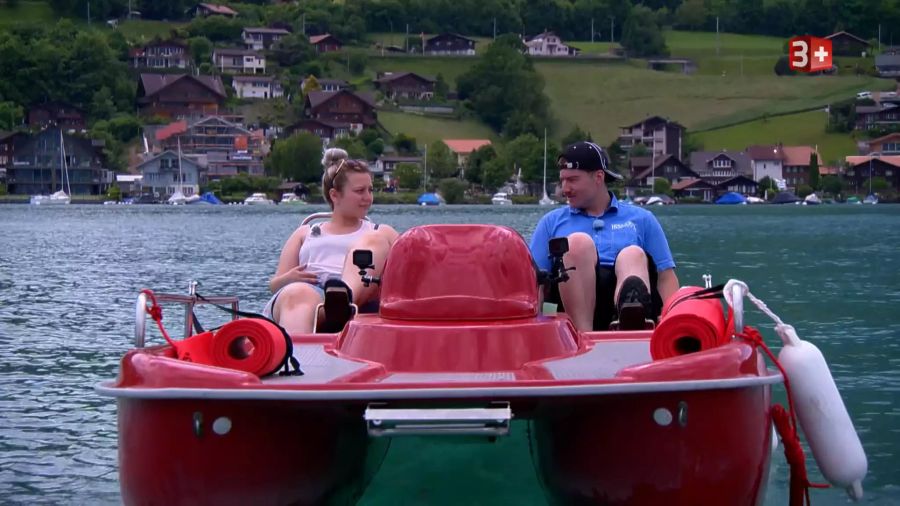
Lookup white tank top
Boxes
[298,220,376,284]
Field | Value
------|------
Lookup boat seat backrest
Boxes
[379,225,539,320]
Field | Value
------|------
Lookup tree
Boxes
[266,132,323,182]
[188,37,213,67]
[334,136,368,159]
[465,144,496,186]
[301,75,321,96]
[675,0,708,29]
[757,176,777,198]
[348,51,367,75]
[622,5,670,57]
[653,177,672,196]
[821,175,843,196]
[392,133,417,154]
[106,184,121,201]
[499,133,543,186]
[796,184,814,198]
[629,143,650,157]
[427,140,457,179]
[808,152,820,190]
[502,111,542,138]
[434,73,449,99]
[393,162,422,190]
[482,157,514,191]
[457,34,550,133]
[0,101,24,130]
[271,32,315,68]
[187,16,245,44]
[871,176,889,192]
[561,125,588,148]
[774,56,797,76]
[438,178,468,204]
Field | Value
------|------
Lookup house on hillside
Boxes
[152,116,265,179]
[625,155,698,195]
[618,116,685,160]
[129,40,191,70]
[303,90,377,134]
[844,155,900,192]
[442,139,491,170]
[875,53,900,77]
[523,31,577,57]
[309,34,342,53]
[27,102,86,131]
[374,72,436,100]
[188,3,238,18]
[284,119,350,146]
[671,178,716,201]
[425,33,476,56]
[306,77,350,92]
[744,145,784,181]
[375,155,423,183]
[825,31,871,57]
[854,102,900,130]
[211,48,266,74]
[232,76,283,99]
[780,146,820,189]
[137,150,204,197]
[242,27,291,51]
[6,127,110,196]
[0,131,19,182]
[689,150,753,183]
[865,132,900,155]
[137,73,227,119]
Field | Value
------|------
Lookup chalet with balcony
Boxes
[374,72,436,101]
[844,155,900,192]
[425,33,476,56]
[303,90,377,133]
[232,76,283,99]
[825,31,871,57]
[242,27,290,51]
[6,127,109,195]
[152,116,265,178]
[618,116,684,160]
[524,31,577,57]
[189,3,238,18]
[626,155,698,195]
[27,102,87,131]
[309,34,342,53]
[137,73,227,120]
[212,48,266,74]
[129,40,191,69]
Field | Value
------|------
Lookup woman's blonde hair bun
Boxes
[322,147,349,169]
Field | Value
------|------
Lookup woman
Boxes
[265,148,398,334]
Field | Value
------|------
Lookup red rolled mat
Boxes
[650,286,730,360]
[174,319,288,377]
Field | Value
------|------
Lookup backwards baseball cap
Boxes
[558,141,623,181]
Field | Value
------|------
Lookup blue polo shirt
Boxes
[529,193,676,272]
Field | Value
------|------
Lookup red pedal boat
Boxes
[97,224,866,505]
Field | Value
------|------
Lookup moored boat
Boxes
[491,192,513,205]
[98,223,867,505]
[243,192,274,205]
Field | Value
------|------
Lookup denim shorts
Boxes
[262,281,325,319]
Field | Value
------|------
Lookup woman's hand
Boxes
[270,265,318,293]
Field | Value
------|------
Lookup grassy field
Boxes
[0,0,56,27]
[535,59,881,143]
[693,110,857,166]
[117,19,186,43]
[378,111,498,145]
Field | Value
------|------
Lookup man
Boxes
[530,141,679,331]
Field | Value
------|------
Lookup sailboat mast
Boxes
[178,137,184,194]
[543,128,547,190]
[60,129,71,195]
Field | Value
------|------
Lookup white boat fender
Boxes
[776,323,867,501]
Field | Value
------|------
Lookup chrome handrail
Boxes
[364,402,512,437]
[134,281,240,348]
[732,283,744,335]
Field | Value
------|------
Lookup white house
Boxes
[232,76,284,99]
[745,145,785,182]
[242,27,290,51]
[524,31,577,57]
[211,48,266,74]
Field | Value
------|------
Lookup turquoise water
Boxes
[0,203,898,504]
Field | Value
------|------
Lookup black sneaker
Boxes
[615,276,652,331]
[321,278,354,333]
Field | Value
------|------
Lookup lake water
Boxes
[1,203,898,504]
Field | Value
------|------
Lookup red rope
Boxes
[738,326,829,506]
[140,289,177,348]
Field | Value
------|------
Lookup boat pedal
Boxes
[610,303,655,331]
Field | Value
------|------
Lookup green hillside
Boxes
[692,110,857,166]
[378,111,498,145]
[0,0,56,27]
